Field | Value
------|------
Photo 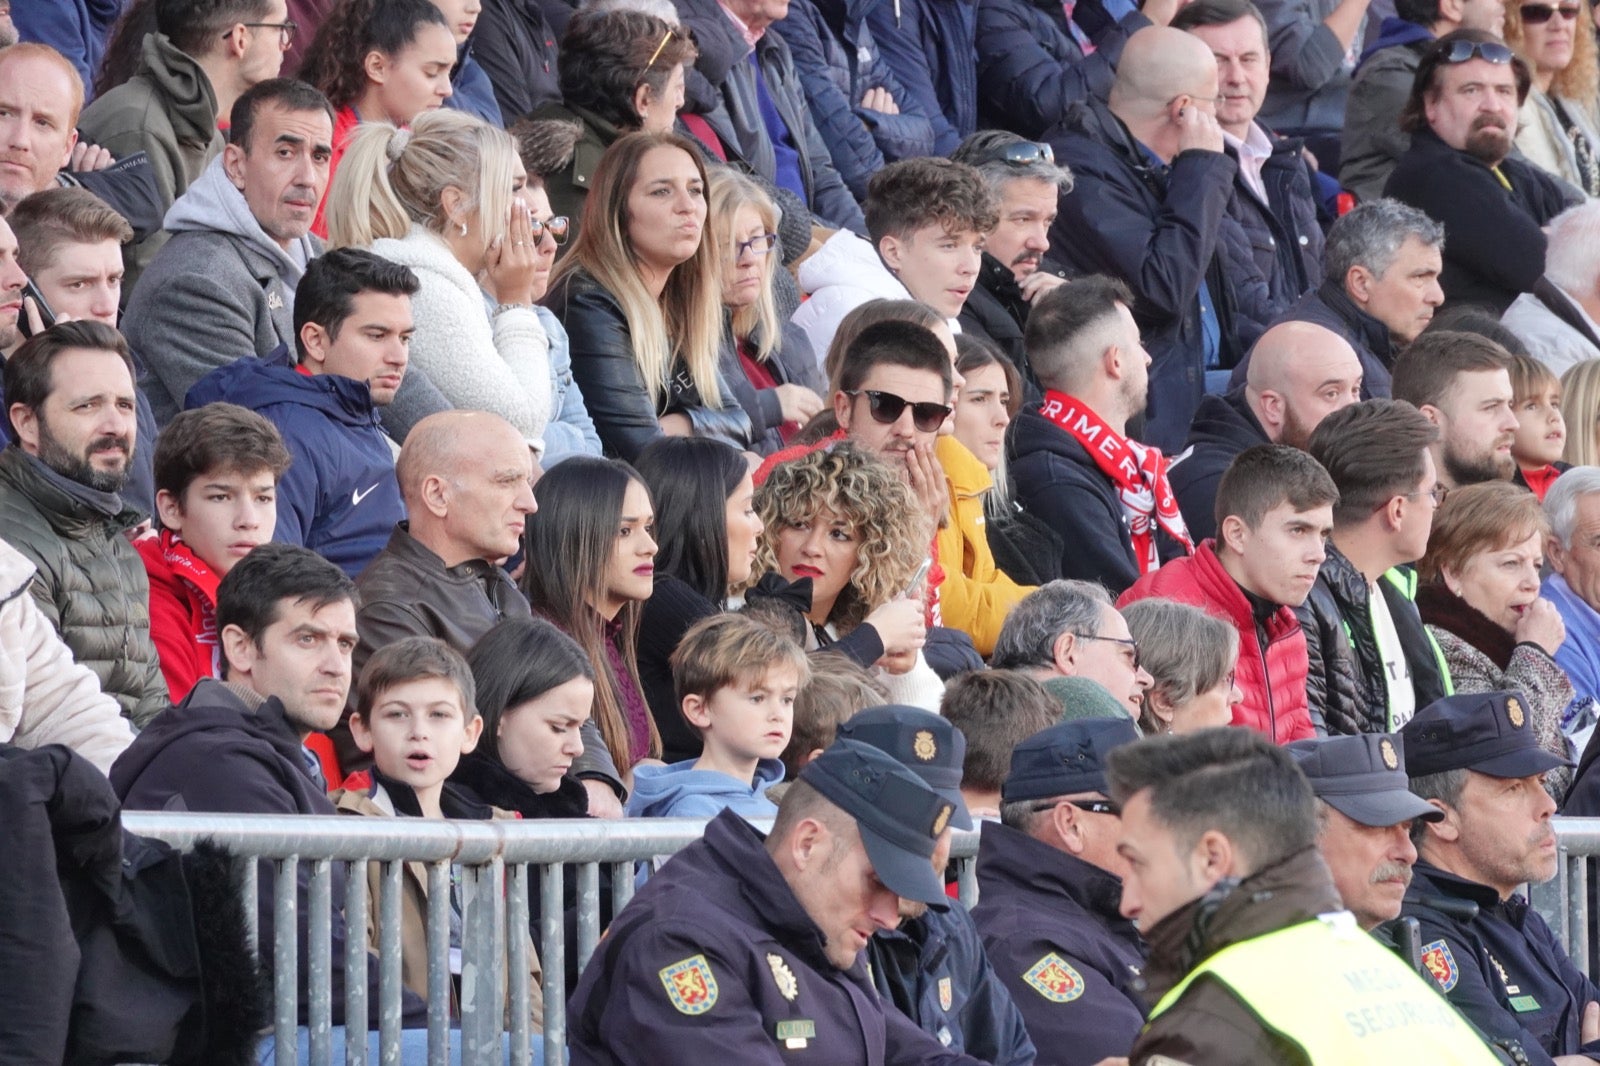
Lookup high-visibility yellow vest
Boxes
[1146,913,1498,1064]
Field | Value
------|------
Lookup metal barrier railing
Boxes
[1531,818,1600,978]
[121,811,981,1066]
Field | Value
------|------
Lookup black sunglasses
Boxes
[989,141,1055,167]
[1440,39,1516,63]
[1521,2,1581,21]
[1028,798,1122,816]
[845,389,952,433]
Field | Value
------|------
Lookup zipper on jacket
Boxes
[1257,620,1278,741]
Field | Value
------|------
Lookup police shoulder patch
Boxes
[1022,952,1085,1003]
[1421,939,1460,994]
[659,954,720,1015]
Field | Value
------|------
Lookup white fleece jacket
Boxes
[371,226,553,448]
[0,538,133,774]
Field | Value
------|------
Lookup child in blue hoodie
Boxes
[627,613,811,819]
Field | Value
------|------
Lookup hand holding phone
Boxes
[18,280,55,340]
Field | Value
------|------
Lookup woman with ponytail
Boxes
[323,109,560,449]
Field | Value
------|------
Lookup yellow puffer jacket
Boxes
[934,435,1034,656]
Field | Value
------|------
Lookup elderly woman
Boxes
[1120,598,1244,736]
[1418,481,1577,799]
[1507,0,1600,196]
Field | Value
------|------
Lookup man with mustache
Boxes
[1401,692,1600,1065]
[0,320,169,726]
[1289,733,1445,930]
[950,131,1073,397]
[1385,29,1571,314]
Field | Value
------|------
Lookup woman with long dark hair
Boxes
[633,437,764,759]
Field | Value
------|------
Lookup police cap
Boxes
[1287,733,1443,827]
[1401,691,1574,779]
[836,704,973,829]
[1001,718,1141,803]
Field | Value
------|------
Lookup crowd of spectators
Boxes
[18,0,1600,1058]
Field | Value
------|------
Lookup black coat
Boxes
[1047,99,1274,450]
[471,0,561,122]
[1008,405,1189,597]
[1169,389,1270,543]
[1224,131,1325,310]
[957,252,1068,404]
[1228,279,1397,398]
[0,743,263,1066]
[1296,547,1449,735]
[638,575,720,764]
[1384,128,1570,314]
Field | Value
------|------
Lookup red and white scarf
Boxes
[1039,390,1194,574]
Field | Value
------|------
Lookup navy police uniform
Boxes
[568,741,988,1066]
[840,707,1035,1066]
[1400,692,1599,1066]
[972,718,1146,1065]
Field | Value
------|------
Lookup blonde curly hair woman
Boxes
[752,442,943,709]
[1506,0,1600,195]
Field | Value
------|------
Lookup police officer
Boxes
[1108,727,1498,1065]
[972,718,1147,1066]
[839,706,1035,1066]
[1288,733,1444,931]
[568,740,989,1065]
[1402,692,1600,1066]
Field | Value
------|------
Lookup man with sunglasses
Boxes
[1302,400,1453,738]
[79,0,292,296]
[973,718,1148,1066]
[1120,444,1336,743]
[1385,29,1572,314]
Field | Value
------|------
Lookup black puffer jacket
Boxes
[1224,131,1324,311]
[0,446,168,726]
[543,267,753,461]
[1168,390,1269,543]
[1297,546,1450,735]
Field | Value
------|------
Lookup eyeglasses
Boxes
[1520,3,1581,21]
[1077,633,1141,670]
[1439,39,1516,64]
[989,141,1055,167]
[845,389,952,433]
[645,28,675,68]
[1028,798,1122,816]
[229,19,298,46]
[532,215,570,245]
[1404,485,1449,506]
[734,232,780,259]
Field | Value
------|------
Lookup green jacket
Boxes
[0,447,168,726]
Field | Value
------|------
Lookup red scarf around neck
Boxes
[1039,390,1194,574]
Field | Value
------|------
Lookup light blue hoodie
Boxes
[625,758,786,820]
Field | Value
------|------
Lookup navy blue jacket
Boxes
[1384,128,1570,314]
[1403,862,1600,1065]
[677,0,868,233]
[14,0,119,102]
[1225,132,1324,311]
[1049,99,1273,450]
[1169,390,1270,544]
[443,40,505,126]
[772,0,937,201]
[185,350,404,579]
[866,904,1036,1065]
[1007,406,1189,597]
[569,809,987,1064]
[1229,278,1396,399]
[973,0,1146,139]
[958,253,1070,403]
[472,0,562,121]
[110,679,429,1030]
[972,822,1147,1065]
[866,0,976,153]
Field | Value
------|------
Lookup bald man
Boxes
[1047,26,1279,451]
[1170,320,1363,539]
[343,413,623,811]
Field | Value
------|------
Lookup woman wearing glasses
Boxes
[709,169,826,455]
[1121,598,1244,735]
[545,130,752,461]
[753,442,943,710]
[324,109,562,451]
[1505,0,1600,196]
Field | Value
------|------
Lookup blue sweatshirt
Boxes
[625,757,786,819]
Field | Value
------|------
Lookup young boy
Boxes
[330,636,501,1012]
[779,652,888,781]
[628,614,811,818]
[1508,353,1570,500]
[138,402,292,702]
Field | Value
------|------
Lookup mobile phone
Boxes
[18,280,55,339]
[904,558,932,597]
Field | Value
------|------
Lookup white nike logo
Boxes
[351,483,381,506]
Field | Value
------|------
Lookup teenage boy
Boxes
[627,614,811,819]
[139,402,292,701]
[778,653,887,781]
[1119,444,1338,742]
[939,669,1059,822]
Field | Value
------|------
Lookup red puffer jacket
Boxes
[1118,540,1314,743]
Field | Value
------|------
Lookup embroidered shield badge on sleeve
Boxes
[660,954,720,1015]
[1023,953,1085,1003]
[1421,939,1460,993]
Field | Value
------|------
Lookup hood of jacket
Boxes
[977,821,1136,935]
[1140,845,1343,1002]
[1180,390,1268,455]
[626,758,785,816]
[137,31,220,146]
[795,230,908,300]
[1009,405,1105,472]
[1357,18,1434,69]
[164,154,315,286]
[184,345,381,430]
